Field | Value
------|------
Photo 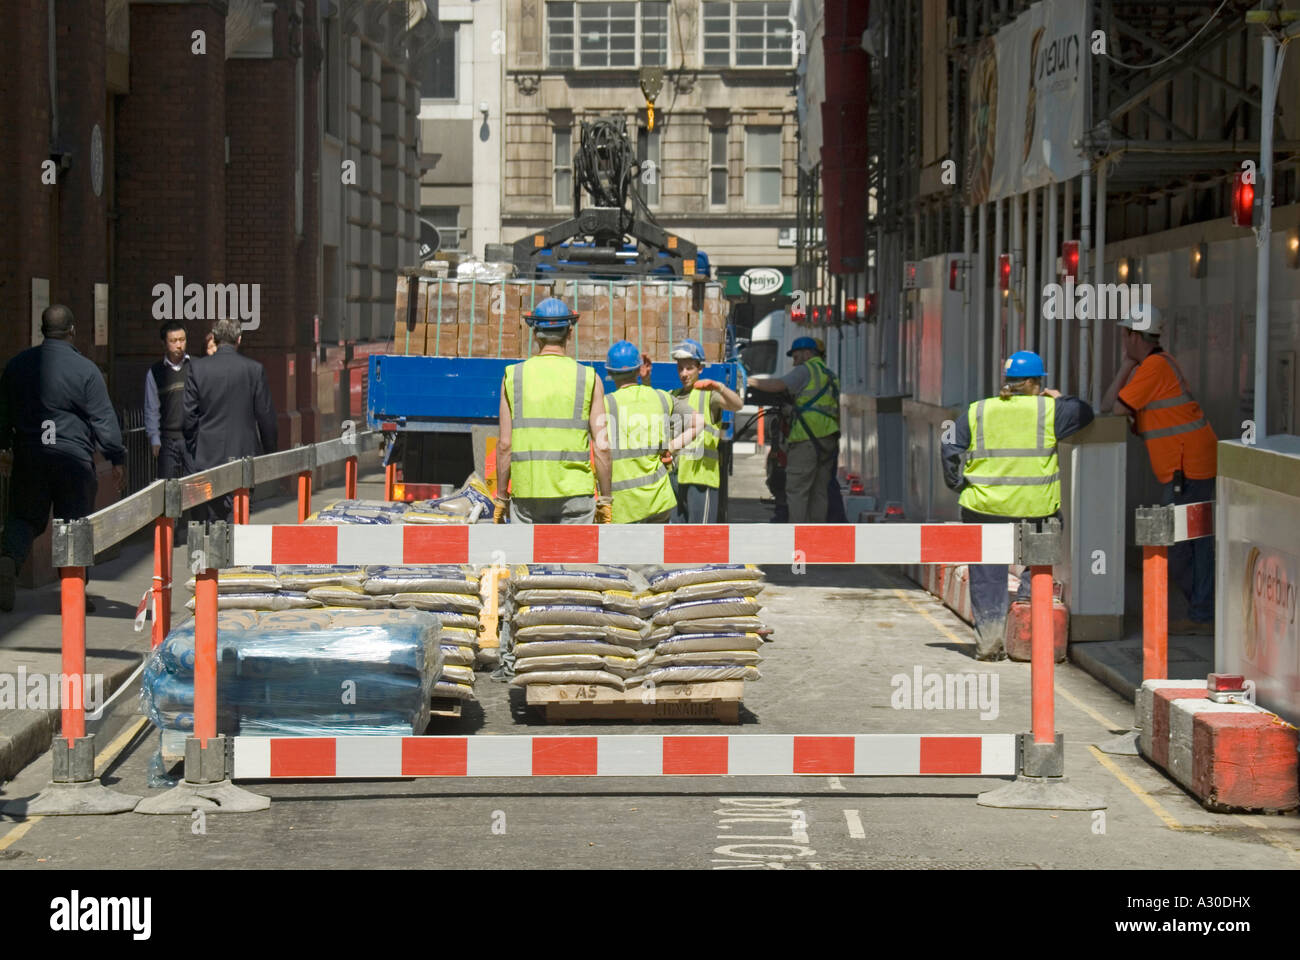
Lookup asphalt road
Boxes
[1,452,1298,871]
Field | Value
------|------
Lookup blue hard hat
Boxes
[524,297,580,329]
[671,338,705,361]
[1004,350,1046,378]
[606,340,642,373]
[787,336,818,357]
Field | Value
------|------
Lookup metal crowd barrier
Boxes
[0,430,386,817]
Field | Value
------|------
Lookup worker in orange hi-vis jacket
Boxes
[1102,304,1218,635]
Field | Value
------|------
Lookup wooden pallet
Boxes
[526,681,744,724]
[429,696,464,718]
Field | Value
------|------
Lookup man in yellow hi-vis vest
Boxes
[751,336,840,522]
[600,340,703,523]
[495,298,613,524]
[668,338,743,523]
[941,351,1093,659]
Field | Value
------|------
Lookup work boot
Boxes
[973,619,1006,661]
[0,556,14,612]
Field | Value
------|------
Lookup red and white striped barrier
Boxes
[229,523,1017,566]
[1172,501,1213,543]
[230,733,1017,780]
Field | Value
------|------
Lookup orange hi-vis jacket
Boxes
[1118,350,1217,483]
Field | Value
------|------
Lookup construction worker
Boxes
[750,335,840,523]
[495,298,613,524]
[601,340,702,523]
[941,350,1094,660]
[813,337,848,523]
[668,338,743,523]
[1102,305,1217,634]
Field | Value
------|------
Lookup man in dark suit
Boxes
[0,305,125,611]
[184,319,278,523]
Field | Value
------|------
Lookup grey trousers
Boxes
[786,436,837,523]
[510,495,596,524]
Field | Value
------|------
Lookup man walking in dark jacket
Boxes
[0,305,125,612]
[183,319,277,522]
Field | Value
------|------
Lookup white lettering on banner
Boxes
[711,798,820,870]
[49,891,152,941]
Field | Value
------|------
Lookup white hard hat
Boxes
[1117,303,1163,337]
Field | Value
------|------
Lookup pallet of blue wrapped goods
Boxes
[505,563,770,724]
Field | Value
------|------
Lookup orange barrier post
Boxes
[233,488,250,524]
[60,567,87,745]
[151,516,173,648]
[193,568,218,748]
[1142,545,1168,681]
[384,461,397,501]
[297,471,312,523]
[345,455,358,498]
[1030,564,1054,744]
[756,408,765,446]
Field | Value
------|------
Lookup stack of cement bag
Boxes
[506,565,656,691]
[364,565,484,701]
[306,475,495,525]
[633,564,768,687]
[141,608,443,737]
[183,566,323,612]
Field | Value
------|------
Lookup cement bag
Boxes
[600,590,646,616]
[386,591,482,614]
[655,633,764,654]
[439,664,476,685]
[387,598,479,629]
[326,609,441,631]
[186,592,323,611]
[307,584,393,608]
[364,565,480,595]
[184,567,281,595]
[636,665,761,684]
[434,680,477,701]
[276,566,367,590]
[651,650,763,668]
[513,623,648,647]
[404,477,495,524]
[310,499,410,525]
[238,713,428,736]
[638,592,677,619]
[653,597,763,626]
[512,588,605,608]
[670,579,767,603]
[508,564,635,592]
[513,654,609,672]
[646,564,764,593]
[514,638,640,660]
[673,615,765,635]
[514,604,646,632]
[509,670,625,690]
[256,610,334,631]
[440,645,476,667]
[439,626,480,648]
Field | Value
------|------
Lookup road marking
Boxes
[844,809,865,839]
[95,715,150,778]
[1087,746,1182,830]
[0,816,42,851]
[827,776,844,790]
[893,588,973,646]
[1240,815,1300,865]
[1057,685,1126,732]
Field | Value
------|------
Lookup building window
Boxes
[323,13,340,137]
[744,126,782,207]
[547,1,669,68]
[423,207,464,255]
[709,127,728,206]
[554,127,573,208]
[642,128,661,207]
[420,22,458,100]
[703,1,795,68]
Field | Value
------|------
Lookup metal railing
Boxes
[118,406,153,496]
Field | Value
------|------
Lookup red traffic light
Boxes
[1232,172,1254,227]
[1061,240,1079,280]
[845,298,859,319]
[863,293,876,317]
[949,259,961,290]
[998,254,1012,290]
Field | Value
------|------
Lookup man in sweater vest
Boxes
[146,321,193,483]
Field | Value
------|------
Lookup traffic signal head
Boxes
[1232,171,1254,228]
[1061,240,1079,280]
[998,254,1012,291]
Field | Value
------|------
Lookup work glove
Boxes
[693,379,719,392]
[595,496,614,525]
[493,497,510,524]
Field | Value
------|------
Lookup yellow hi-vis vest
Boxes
[674,387,721,488]
[788,356,840,443]
[603,384,676,523]
[958,394,1060,518]
[502,355,595,499]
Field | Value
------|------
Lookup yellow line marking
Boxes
[95,715,150,778]
[893,588,973,645]
[1057,684,1126,732]
[0,816,43,850]
[1240,815,1300,865]
[1088,745,1184,830]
